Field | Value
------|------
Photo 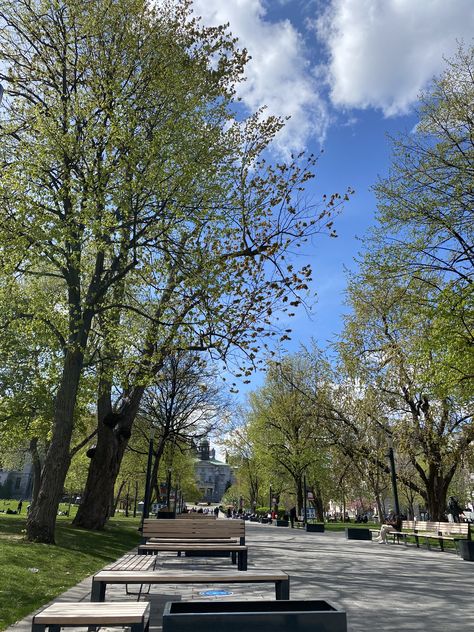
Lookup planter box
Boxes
[306,523,325,533]
[346,527,372,540]
[276,520,289,527]
[163,599,347,632]
[458,540,474,561]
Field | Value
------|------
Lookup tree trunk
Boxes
[28,437,42,507]
[112,480,126,517]
[26,349,84,543]
[73,386,145,529]
[425,467,452,520]
[313,483,324,522]
[73,419,129,529]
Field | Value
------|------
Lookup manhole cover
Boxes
[199,589,234,597]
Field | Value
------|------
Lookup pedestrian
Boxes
[373,513,401,544]
[17,499,23,514]
[448,496,462,523]
[289,506,297,528]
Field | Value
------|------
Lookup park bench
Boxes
[389,520,471,551]
[103,554,156,572]
[32,602,150,632]
[141,517,245,544]
[103,554,156,596]
[138,542,248,570]
[91,569,290,602]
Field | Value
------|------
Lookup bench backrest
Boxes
[401,520,470,539]
[142,518,245,543]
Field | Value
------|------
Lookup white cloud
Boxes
[192,0,329,153]
[317,0,474,116]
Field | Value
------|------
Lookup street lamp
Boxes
[386,433,401,517]
[269,485,273,517]
[303,475,307,526]
[166,467,172,510]
[139,427,155,531]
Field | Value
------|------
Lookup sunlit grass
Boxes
[0,510,141,631]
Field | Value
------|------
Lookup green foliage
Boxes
[0,0,346,541]
[336,46,474,519]
[370,43,474,398]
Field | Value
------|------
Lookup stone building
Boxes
[194,439,234,503]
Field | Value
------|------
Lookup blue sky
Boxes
[191,0,474,398]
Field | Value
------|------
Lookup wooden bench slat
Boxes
[104,554,155,572]
[34,602,149,624]
[91,569,290,601]
[139,543,246,551]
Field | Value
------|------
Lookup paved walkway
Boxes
[5,522,474,632]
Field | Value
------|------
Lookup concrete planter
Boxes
[345,527,372,540]
[276,520,289,527]
[163,600,347,632]
[458,540,474,561]
[306,523,325,533]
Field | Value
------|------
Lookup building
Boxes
[194,439,234,503]
[0,460,33,500]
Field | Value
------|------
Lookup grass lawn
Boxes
[0,509,141,631]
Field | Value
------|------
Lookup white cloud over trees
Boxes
[317,0,474,115]
[192,0,329,152]
[191,0,474,150]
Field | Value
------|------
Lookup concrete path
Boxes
[5,522,474,632]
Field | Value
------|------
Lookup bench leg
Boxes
[131,622,146,632]
[275,578,290,600]
[32,624,46,632]
[238,550,247,571]
[231,552,237,564]
[90,579,106,602]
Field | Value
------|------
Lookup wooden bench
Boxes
[91,569,290,602]
[390,520,471,551]
[32,602,150,632]
[142,518,245,544]
[138,542,248,570]
[104,554,156,571]
[103,554,156,596]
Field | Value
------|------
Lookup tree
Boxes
[339,266,473,520]
[371,44,474,396]
[121,353,226,513]
[0,0,344,543]
[246,356,324,515]
[220,416,263,510]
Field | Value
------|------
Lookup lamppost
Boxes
[269,485,273,518]
[166,467,172,510]
[386,433,400,517]
[303,475,307,527]
[139,427,155,532]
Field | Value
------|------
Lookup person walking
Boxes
[289,506,297,528]
[17,499,23,514]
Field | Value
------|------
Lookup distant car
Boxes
[462,510,473,522]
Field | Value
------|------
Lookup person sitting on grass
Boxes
[373,513,401,543]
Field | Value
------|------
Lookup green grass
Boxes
[0,510,141,631]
